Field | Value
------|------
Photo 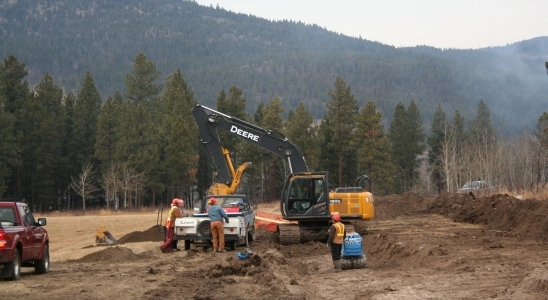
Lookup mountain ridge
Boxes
[1,0,546,134]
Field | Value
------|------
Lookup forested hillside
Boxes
[1,0,546,133]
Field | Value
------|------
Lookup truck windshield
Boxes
[206,197,246,209]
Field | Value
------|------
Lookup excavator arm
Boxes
[192,104,308,181]
[208,147,252,195]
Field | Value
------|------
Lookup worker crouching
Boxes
[327,213,346,272]
[207,198,230,253]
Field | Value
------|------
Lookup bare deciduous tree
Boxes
[102,162,121,210]
[70,161,98,214]
[120,163,144,210]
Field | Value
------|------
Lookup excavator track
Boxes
[277,224,301,245]
[277,222,333,244]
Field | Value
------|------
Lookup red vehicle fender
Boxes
[37,233,49,259]
[5,231,22,261]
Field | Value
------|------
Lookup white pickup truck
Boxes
[174,195,256,250]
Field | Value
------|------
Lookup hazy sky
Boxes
[194,0,547,49]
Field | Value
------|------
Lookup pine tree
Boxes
[468,100,495,145]
[94,92,123,209]
[533,112,548,186]
[23,74,63,211]
[95,91,123,172]
[125,53,163,103]
[322,76,359,187]
[407,100,426,187]
[389,100,425,192]
[195,144,213,201]
[389,102,411,193]
[427,103,448,194]
[60,92,78,209]
[132,102,161,207]
[0,55,29,201]
[285,102,316,171]
[354,101,395,195]
[0,99,16,196]
[122,53,164,207]
[258,97,286,201]
[318,118,338,189]
[239,103,267,203]
[451,110,466,145]
[0,55,29,117]
[75,71,102,165]
[216,85,247,165]
[161,69,198,205]
[463,101,496,186]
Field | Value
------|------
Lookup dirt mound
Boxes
[374,192,437,220]
[117,224,165,244]
[427,193,548,239]
[76,246,141,263]
[183,253,293,299]
[372,192,548,240]
[517,269,548,292]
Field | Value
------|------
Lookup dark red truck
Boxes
[0,200,49,280]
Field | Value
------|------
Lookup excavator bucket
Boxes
[95,226,118,245]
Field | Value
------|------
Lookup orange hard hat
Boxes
[331,214,341,222]
[208,198,217,205]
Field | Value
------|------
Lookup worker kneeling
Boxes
[327,213,346,272]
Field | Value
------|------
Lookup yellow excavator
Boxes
[208,147,251,195]
[193,104,374,244]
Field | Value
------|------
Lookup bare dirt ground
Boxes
[2,192,548,300]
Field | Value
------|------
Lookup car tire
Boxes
[197,220,212,236]
[35,244,50,274]
[247,228,255,243]
[3,249,21,280]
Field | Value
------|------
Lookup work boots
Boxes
[334,260,342,272]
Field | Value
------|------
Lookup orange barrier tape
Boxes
[254,211,294,232]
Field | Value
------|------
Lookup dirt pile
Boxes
[371,192,548,240]
[117,224,165,244]
[427,193,548,239]
[76,245,143,263]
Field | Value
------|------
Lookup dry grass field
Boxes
[41,211,165,262]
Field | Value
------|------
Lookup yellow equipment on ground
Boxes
[95,226,118,245]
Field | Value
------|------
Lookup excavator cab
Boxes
[281,172,330,220]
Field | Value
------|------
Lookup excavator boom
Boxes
[192,104,308,177]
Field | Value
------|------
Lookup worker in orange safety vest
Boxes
[160,198,185,253]
[327,213,346,272]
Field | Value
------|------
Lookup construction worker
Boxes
[160,198,184,253]
[327,213,346,272]
[207,197,229,252]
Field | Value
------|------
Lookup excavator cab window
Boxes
[287,178,312,215]
[286,177,327,215]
